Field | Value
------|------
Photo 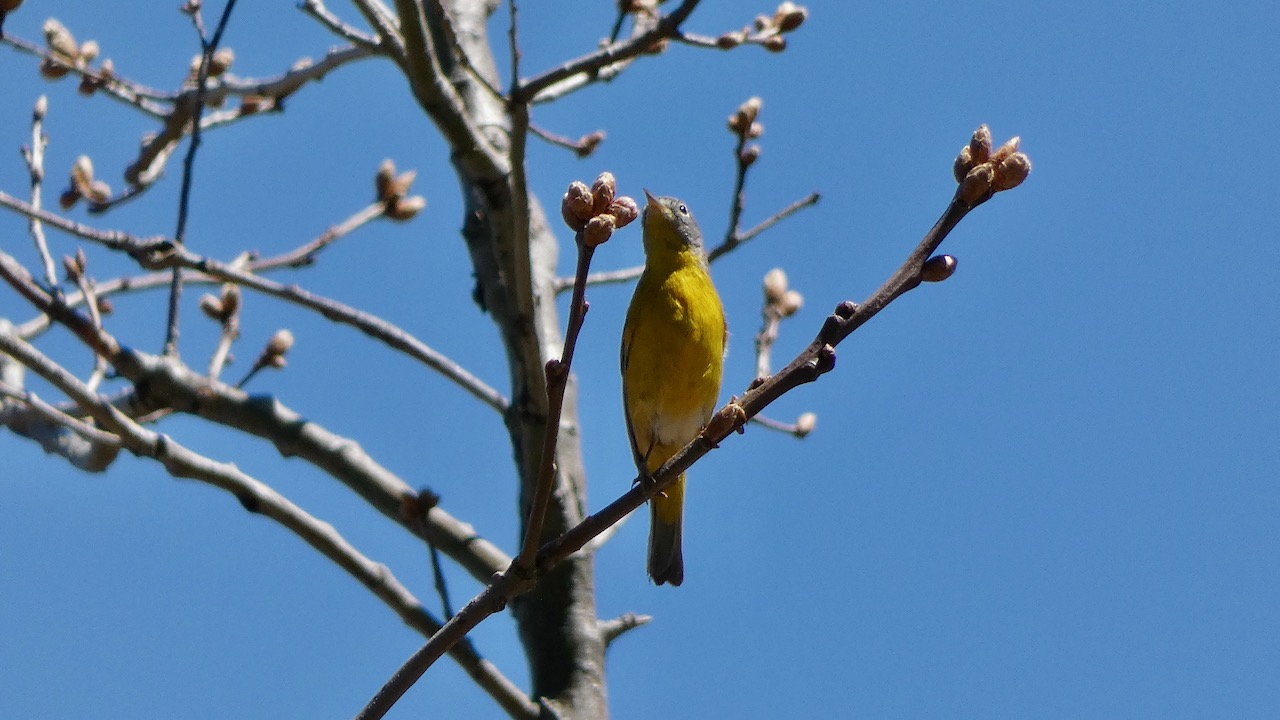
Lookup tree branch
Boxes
[0,324,536,720]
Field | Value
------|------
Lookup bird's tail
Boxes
[647,473,685,586]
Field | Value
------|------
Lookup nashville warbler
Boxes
[621,191,726,586]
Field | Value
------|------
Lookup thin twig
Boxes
[299,0,381,49]
[514,0,702,103]
[21,96,58,292]
[528,123,604,157]
[514,237,596,567]
[709,191,820,263]
[166,0,241,357]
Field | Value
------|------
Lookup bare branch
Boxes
[0,192,509,413]
[0,324,536,720]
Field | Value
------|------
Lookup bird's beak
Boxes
[642,188,658,206]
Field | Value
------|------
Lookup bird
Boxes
[621,190,726,586]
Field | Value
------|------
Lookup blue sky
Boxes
[2,1,1277,718]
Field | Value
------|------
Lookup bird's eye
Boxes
[678,204,688,215]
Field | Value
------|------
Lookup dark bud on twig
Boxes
[762,35,787,52]
[387,196,426,222]
[834,300,858,319]
[39,58,71,80]
[575,130,605,158]
[815,344,837,374]
[256,329,294,370]
[58,188,80,210]
[920,254,957,283]
[375,159,396,201]
[181,0,202,15]
[740,144,761,167]
[773,2,808,32]
[33,95,47,121]
[716,32,744,49]
[87,180,111,204]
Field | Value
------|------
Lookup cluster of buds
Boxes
[39,18,108,80]
[61,247,88,283]
[374,159,427,222]
[200,283,242,332]
[254,329,294,371]
[188,47,235,83]
[59,155,111,209]
[727,97,764,167]
[954,125,1032,207]
[717,2,808,52]
[763,267,804,318]
[560,172,639,248]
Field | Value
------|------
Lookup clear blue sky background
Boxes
[2,1,1277,718]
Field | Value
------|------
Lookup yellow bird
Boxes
[621,191,726,586]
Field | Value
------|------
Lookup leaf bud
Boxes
[774,2,808,32]
[763,267,788,303]
[391,169,417,199]
[992,152,1032,191]
[591,171,617,215]
[989,135,1021,164]
[388,195,426,221]
[58,187,80,210]
[763,35,787,53]
[266,329,295,357]
[575,130,605,158]
[87,179,111,204]
[39,57,71,80]
[561,181,594,230]
[33,95,47,121]
[209,47,234,77]
[199,294,225,321]
[43,18,78,61]
[219,283,241,318]
[581,213,616,247]
[968,124,992,164]
[71,155,94,191]
[716,32,743,49]
[78,39,99,64]
[746,122,764,139]
[953,145,974,183]
[958,163,995,207]
[779,289,804,317]
[920,254,957,282]
[609,196,640,228]
[740,144,761,167]
[794,411,817,437]
[374,159,396,200]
